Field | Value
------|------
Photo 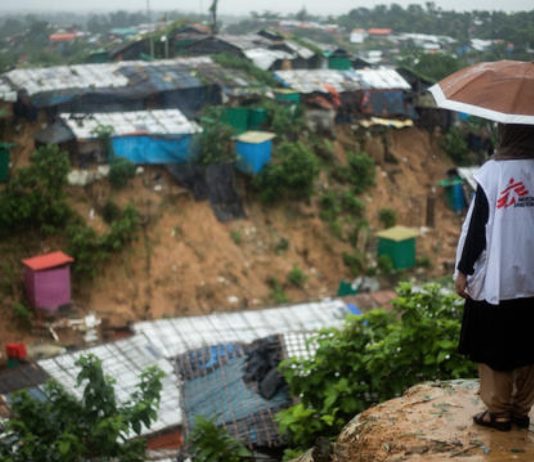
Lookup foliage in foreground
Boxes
[277,283,475,448]
[0,354,164,462]
[188,417,252,462]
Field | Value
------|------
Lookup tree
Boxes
[0,354,164,462]
[277,283,475,448]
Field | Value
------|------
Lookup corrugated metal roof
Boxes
[284,40,315,59]
[3,56,260,100]
[0,78,17,102]
[61,109,201,140]
[216,34,272,51]
[354,68,411,90]
[38,334,181,437]
[244,48,293,71]
[134,300,348,359]
[6,63,130,96]
[275,69,361,93]
[275,68,410,93]
[22,251,74,271]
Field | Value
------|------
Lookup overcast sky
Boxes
[0,0,531,15]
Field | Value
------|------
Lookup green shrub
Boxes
[377,254,395,275]
[197,109,236,165]
[188,416,252,462]
[263,99,306,140]
[101,201,121,224]
[108,157,136,189]
[332,151,375,195]
[0,144,71,236]
[347,151,376,193]
[319,191,341,222]
[254,142,319,203]
[13,302,32,329]
[275,238,290,254]
[378,208,397,228]
[230,230,242,245]
[341,192,365,217]
[440,127,470,165]
[287,266,307,288]
[342,251,365,276]
[416,255,433,269]
[67,205,139,277]
[267,277,288,304]
[213,53,278,87]
[277,283,475,448]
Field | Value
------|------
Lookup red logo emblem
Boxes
[496,178,529,209]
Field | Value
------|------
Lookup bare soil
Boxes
[0,122,463,349]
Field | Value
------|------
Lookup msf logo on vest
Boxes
[496,178,534,209]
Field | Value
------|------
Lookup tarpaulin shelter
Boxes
[22,251,74,314]
[356,68,413,118]
[60,109,201,165]
[3,57,262,118]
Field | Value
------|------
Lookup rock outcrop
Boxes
[298,380,534,462]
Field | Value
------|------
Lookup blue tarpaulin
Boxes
[111,135,194,164]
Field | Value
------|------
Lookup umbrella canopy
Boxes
[429,60,534,125]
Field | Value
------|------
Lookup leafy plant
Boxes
[287,265,307,288]
[274,238,290,254]
[101,200,121,224]
[254,142,319,203]
[67,205,139,277]
[12,301,32,329]
[230,230,242,245]
[377,254,395,275]
[0,354,164,462]
[341,192,365,217]
[277,283,475,449]
[197,108,236,165]
[108,157,136,189]
[440,127,470,166]
[378,208,397,228]
[0,144,71,236]
[347,151,376,193]
[188,416,252,462]
[342,251,365,276]
[213,53,278,87]
[267,277,289,304]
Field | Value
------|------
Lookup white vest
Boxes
[455,159,534,304]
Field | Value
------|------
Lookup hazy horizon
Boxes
[0,0,532,17]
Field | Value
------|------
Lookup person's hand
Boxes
[455,272,470,299]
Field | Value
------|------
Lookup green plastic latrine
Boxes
[376,226,419,270]
[248,108,268,130]
[328,57,352,70]
[222,107,249,134]
[274,89,301,104]
[0,142,11,183]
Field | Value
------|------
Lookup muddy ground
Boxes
[0,122,462,347]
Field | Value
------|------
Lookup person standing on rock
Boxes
[455,123,534,432]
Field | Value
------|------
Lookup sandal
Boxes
[512,414,530,429]
[473,410,512,432]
